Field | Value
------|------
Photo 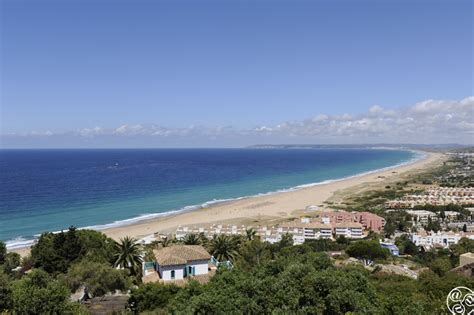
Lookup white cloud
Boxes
[255,126,273,132]
[2,96,473,145]
[31,130,53,136]
[76,127,103,137]
[258,96,473,142]
[114,124,145,135]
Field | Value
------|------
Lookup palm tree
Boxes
[113,236,143,276]
[154,235,175,248]
[198,233,210,247]
[183,233,201,245]
[209,234,239,262]
[160,237,173,247]
[245,228,257,241]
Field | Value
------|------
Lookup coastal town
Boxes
[1,150,473,314]
[135,152,474,289]
[1,0,471,312]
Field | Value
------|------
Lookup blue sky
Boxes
[1,0,473,147]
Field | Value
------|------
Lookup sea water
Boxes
[0,148,419,248]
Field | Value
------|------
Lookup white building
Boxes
[405,210,438,224]
[334,223,364,239]
[444,211,460,221]
[410,231,474,248]
[147,245,211,281]
[175,224,248,241]
[175,216,369,247]
[279,220,333,244]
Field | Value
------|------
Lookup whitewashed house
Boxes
[146,245,211,281]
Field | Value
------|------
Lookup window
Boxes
[171,270,175,279]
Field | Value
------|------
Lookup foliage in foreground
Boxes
[9,269,87,314]
[129,239,473,314]
[30,227,116,274]
[63,260,131,297]
[0,228,134,314]
[1,225,473,314]
[113,236,143,277]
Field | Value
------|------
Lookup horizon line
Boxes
[0,143,472,150]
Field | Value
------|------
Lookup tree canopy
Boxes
[1,222,472,314]
[10,269,84,314]
[0,241,6,265]
[346,240,389,263]
[30,227,116,274]
[65,260,130,298]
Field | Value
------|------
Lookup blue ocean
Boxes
[0,148,418,248]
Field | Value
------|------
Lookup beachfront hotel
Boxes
[278,220,334,244]
[334,223,364,239]
[175,210,382,244]
[320,211,385,232]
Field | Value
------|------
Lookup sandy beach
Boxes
[102,151,444,240]
[10,151,445,257]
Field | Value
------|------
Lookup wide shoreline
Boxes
[10,151,445,256]
[102,151,444,239]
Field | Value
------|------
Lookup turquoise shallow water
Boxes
[0,148,419,248]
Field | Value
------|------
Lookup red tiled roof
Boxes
[153,245,211,266]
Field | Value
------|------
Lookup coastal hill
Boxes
[247,144,469,150]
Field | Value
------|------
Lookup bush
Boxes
[428,257,452,277]
[125,237,474,314]
[346,240,390,262]
[65,261,130,297]
[2,253,20,275]
[10,269,77,314]
[0,272,12,311]
[31,227,116,274]
[129,282,180,312]
[0,241,6,265]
